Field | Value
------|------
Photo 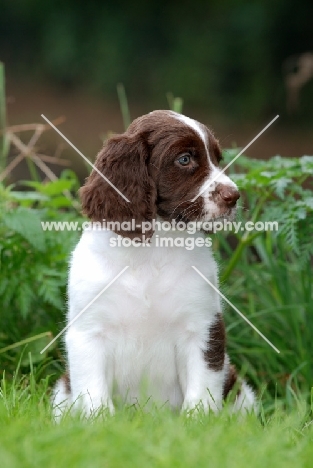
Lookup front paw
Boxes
[72,394,115,417]
[182,394,222,415]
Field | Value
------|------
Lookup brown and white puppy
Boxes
[53,110,255,417]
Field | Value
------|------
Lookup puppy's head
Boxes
[80,110,239,238]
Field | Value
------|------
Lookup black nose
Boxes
[216,184,240,207]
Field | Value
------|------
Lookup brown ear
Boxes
[79,133,157,239]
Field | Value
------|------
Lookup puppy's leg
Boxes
[177,313,227,413]
[223,362,257,414]
[65,327,114,416]
[51,373,72,420]
[177,341,225,413]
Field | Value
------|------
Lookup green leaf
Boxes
[1,207,46,251]
[17,282,36,319]
[303,197,313,210]
[35,179,75,196]
[21,179,75,195]
[10,191,49,202]
[48,196,75,208]
[270,178,293,198]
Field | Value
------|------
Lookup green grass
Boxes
[1,375,313,468]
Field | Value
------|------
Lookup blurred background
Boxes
[0,0,312,172]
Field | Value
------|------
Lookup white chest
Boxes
[66,229,221,406]
[69,229,219,328]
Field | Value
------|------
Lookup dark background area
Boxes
[1,0,312,168]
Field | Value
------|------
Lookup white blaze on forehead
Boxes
[200,166,238,195]
[172,112,207,146]
[168,111,238,214]
[209,166,238,189]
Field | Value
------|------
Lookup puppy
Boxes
[52,110,255,417]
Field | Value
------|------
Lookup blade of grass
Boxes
[171,97,183,113]
[0,61,9,172]
[0,332,53,354]
[117,83,131,130]
[166,92,183,113]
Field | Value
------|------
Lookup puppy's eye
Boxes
[177,153,191,166]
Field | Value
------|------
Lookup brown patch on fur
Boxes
[79,110,225,239]
[203,313,226,371]
[207,131,223,166]
[223,364,240,399]
[79,133,157,240]
[62,372,71,394]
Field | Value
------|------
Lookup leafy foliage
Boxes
[214,151,313,409]
[223,152,313,262]
[0,171,81,371]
